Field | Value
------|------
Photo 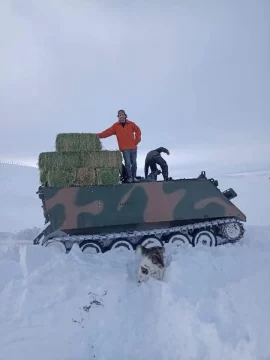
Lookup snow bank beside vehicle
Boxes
[0,226,270,360]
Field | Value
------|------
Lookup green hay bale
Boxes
[39,169,48,184]
[47,169,77,187]
[46,168,97,187]
[56,133,102,152]
[76,167,96,185]
[83,150,122,169]
[38,150,122,171]
[39,152,84,170]
[96,168,120,186]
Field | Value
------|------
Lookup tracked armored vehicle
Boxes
[33,171,246,253]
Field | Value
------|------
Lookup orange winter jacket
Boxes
[97,120,141,151]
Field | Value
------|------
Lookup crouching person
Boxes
[144,147,170,181]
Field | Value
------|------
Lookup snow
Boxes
[218,171,270,226]
[0,163,44,232]
[1,229,270,360]
[0,169,270,359]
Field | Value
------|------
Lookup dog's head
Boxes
[136,245,165,283]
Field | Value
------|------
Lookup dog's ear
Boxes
[135,245,142,256]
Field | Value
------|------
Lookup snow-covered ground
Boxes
[0,168,270,360]
[1,227,270,360]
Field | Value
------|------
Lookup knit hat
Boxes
[117,109,127,117]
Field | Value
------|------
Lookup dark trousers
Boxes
[122,149,137,178]
[149,155,168,180]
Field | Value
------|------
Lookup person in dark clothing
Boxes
[144,147,170,181]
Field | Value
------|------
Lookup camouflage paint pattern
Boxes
[40,179,246,233]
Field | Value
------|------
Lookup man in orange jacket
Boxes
[97,110,141,183]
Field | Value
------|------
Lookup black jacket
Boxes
[144,147,169,178]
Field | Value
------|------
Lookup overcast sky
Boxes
[1,0,269,177]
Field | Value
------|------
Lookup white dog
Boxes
[136,244,166,284]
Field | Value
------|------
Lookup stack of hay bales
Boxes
[38,133,122,187]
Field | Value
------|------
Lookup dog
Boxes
[135,244,166,284]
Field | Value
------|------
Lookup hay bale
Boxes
[96,168,120,186]
[39,169,48,184]
[45,168,97,187]
[76,168,96,185]
[56,133,102,152]
[47,169,77,187]
[83,150,122,169]
[39,152,84,170]
[39,150,122,171]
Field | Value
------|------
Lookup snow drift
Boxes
[1,225,270,360]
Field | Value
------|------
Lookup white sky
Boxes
[1,0,269,177]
